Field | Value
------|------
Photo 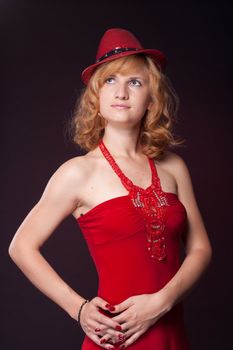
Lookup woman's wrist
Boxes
[151,290,173,316]
[77,299,90,324]
[66,292,89,320]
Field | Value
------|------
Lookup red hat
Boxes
[81,28,167,85]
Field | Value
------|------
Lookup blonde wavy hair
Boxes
[69,54,184,159]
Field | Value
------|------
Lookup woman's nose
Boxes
[115,83,129,100]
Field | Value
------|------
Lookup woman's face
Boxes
[98,65,152,127]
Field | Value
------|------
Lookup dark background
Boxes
[1,1,232,349]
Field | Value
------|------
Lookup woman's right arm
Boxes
[8,159,123,348]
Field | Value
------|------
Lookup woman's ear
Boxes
[147,101,153,111]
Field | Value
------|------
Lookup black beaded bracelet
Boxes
[77,299,90,324]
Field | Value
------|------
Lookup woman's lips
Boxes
[111,104,130,110]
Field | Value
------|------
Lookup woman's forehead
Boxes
[107,65,148,77]
[108,71,149,80]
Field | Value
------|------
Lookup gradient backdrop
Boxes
[1,1,232,349]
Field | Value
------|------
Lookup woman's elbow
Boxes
[8,238,22,263]
[188,239,213,267]
[8,236,31,264]
[198,240,213,268]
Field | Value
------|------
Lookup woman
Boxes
[9,28,212,350]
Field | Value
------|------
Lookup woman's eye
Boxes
[105,77,115,84]
[129,80,141,86]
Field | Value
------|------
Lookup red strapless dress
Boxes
[77,139,191,350]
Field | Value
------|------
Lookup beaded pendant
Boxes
[129,185,168,261]
[99,140,169,262]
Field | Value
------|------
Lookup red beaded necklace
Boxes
[99,139,169,262]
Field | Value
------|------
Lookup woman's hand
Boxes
[108,292,171,349]
[79,297,126,349]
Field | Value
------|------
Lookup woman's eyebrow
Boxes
[128,76,144,80]
[108,74,146,81]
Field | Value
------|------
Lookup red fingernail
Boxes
[119,334,125,341]
[120,346,125,349]
[109,306,115,311]
[95,328,100,332]
[100,338,106,344]
[115,325,122,331]
[105,304,115,311]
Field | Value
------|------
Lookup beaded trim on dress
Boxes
[98,139,169,262]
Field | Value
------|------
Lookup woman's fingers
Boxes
[96,310,123,331]
[108,297,132,315]
[119,332,141,349]
[86,332,115,349]
[81,298,121,331]
[91,296,116,312]
[118,324,143,349]
[89,310,126,344]
[79,296,125,346]
[98,328,127,345]
[93,323,126,344]
[91,297,124,330]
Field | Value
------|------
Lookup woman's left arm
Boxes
[155,153,213,306]
[108,153,212,348]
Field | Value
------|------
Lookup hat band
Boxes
[96,47,140,63]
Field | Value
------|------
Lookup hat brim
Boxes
[81,49,166,85]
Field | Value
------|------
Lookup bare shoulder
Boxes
[42,154,94,199]
[154,150,193,196]
[52,154,91,183]
[156,150,190,181]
